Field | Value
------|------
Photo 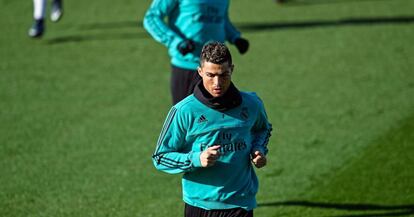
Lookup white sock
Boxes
[33,0,46,20]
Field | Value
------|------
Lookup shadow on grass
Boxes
[279,0,391,6]
[46,32,149,45]
[77,21,143,31]
[236,16,414,32]
[64,15,414,34]
[258,201,414,217]
[46,15,413,44]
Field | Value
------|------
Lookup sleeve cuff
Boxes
[229,34,241,44]
[169,36,184,50]
[251,146,267,156]
[190,151,203,168]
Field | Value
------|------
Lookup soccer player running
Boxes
[28,0,63,38]
[143,0,249,105]
[153,42,272,217]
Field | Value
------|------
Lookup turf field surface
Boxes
[1,0,413,216]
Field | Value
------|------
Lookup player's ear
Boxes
[197,66,202,76]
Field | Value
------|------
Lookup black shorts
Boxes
[184,203,253,217]
[171,65,201,105]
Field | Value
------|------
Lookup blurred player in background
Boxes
[28,0,63,38]
[152,42,272,217]
[143,0,250,105]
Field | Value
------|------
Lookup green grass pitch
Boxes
[1,0,413,216]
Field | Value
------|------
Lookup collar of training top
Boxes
[194,81,242,111]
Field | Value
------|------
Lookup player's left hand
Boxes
[251,151,267,168]
[234,37,249,54]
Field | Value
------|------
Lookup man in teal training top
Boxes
[143,0,249,105]
[152,42,272,217]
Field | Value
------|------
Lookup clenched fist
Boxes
[200,145,220,167]
[251,151,267,168]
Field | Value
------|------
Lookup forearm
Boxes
[224,6,241,43]
[225,20,241,43]
[251,124,272,155]
[143,0,184,48]
[152,150,202,174]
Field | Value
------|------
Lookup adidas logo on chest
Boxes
[197,115,208,123]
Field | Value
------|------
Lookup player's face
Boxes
[198,61,233,98]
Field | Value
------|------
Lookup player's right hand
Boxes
[200,145,221,167]
[177,39,195,55]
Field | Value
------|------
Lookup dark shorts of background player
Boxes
[171,65,201,105]
[185,203,253,217]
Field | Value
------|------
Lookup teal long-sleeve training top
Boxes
[143,0,241,70]
[152,92,272,210]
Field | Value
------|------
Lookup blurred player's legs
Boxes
[28,0,63,38]
[33,0,46,20]
[28,0,46,38]
[185,204,253,217]
[51,0,63,22]
[170,65,201,105]
[28,19,44,38]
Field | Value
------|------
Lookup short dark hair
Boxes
[199,41,232,66]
